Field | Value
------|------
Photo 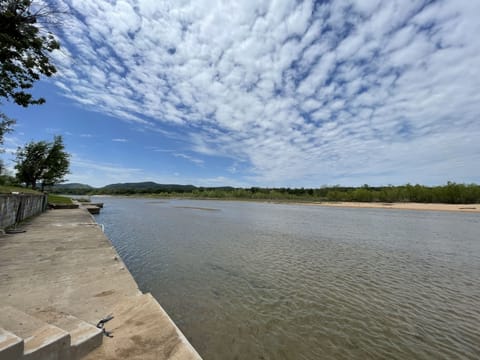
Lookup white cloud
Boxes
[173,153,204,166]
[68,156,145,186]
[46,0,480,186]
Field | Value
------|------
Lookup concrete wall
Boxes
[0,194,48,229]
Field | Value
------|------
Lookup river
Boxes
[94,197,480,360]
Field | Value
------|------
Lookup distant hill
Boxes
[99,182,197,193]
[50,183,94,194]
[50,181,197,194]
[53,183,93,189]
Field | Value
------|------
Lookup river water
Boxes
[94,197,480,360]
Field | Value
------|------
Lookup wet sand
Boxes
[297,202,480,213]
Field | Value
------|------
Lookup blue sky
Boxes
[2,0,480,187]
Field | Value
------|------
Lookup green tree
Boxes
[0,0,60,107]
[0,112,15,174]
[15,135,70,190]
[41,135,69,190]
[15,139,48,189]
[0,112,14,145]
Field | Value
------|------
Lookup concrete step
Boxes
[33,312,103,360]
[0,327,23,360]
[84,206,100,214]
[0,306,70,360]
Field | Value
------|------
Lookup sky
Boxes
[2,0,480,188]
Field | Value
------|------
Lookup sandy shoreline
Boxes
[92,194,480,213]
[295,201,480,213]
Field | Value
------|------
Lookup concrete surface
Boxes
[33,312,103,360]
[0,194,48,230]
[0,327,23,359]
[83,293,201,360]
[0,306,70,360]
[0,208,202,359]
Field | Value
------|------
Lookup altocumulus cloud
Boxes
[47,0,480,186]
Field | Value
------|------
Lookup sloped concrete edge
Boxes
[142,293,202,360]
[0,327,24,360]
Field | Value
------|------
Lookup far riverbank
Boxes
[90,194,480,213]
[294,201,480,212]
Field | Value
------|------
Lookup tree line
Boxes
[52,182,480,204]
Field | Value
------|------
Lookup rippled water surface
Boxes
[94,198,480,359]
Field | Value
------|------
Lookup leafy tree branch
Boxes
[0,0,60,106]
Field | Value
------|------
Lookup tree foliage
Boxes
[0,0,60,106]
[0,112,15,174]
[42,135,69,188]
[15,135,69,190]
[50,181,480,204]
[0,112,14,147]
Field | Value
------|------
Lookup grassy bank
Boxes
[47,194,73,205]
[0,185,40,194]
[0,186,72,205]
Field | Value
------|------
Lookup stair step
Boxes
[0,306,70,360]
[0,327,23,360]
[34,312,103,360]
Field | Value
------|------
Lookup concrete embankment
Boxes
[0,207,202,359]
[0,194,48,230]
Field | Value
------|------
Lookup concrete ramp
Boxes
[83,293,201,360]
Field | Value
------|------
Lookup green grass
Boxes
[0,186,73,205]
[47,194,73,204]
[0,185,41,194]
[1,186,73,204]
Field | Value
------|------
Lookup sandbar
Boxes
[294,202,480,213]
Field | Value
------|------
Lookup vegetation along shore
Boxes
[47,181,480,204]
